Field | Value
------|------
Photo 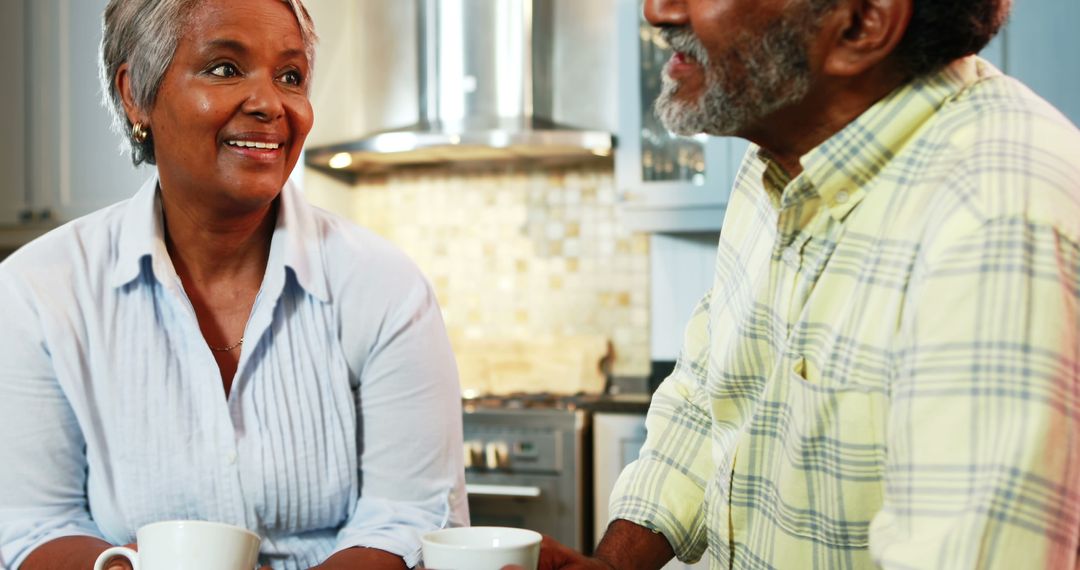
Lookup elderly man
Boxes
[538,0,1080,568]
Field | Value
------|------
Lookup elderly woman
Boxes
[0,0,467,568]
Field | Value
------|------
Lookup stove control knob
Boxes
[485,442,510,470]
[464,441,484,469]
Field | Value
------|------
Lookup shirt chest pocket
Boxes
[734,357,888,548]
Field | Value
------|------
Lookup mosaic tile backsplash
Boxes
[307,165,651,381]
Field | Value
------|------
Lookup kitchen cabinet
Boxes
[615,0,747,234]
[593,411,707,569]
[1,0,148,245]
[32,0,149,221]
[974,1,1080,125]
[593,412,647,547]
[615,0,1080,234]
[0,0,28,226]
[1004,0,1080,124]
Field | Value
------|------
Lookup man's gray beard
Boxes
[655,14,816,137]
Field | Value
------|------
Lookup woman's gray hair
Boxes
[99,0,317,166]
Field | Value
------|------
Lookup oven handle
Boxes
[466,484,543,499]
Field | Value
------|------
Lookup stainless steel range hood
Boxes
[305,0,615,180]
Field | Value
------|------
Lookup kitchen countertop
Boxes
[579,392,652,415]
[0,223,56,252]
[459,391,654,415]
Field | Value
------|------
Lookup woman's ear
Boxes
[115,62,146,126]
[818,0,912,78]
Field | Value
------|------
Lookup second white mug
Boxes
[93,520,261,570]
[422,526,541,570]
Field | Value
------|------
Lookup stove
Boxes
[463,392,603,411]
[462,394,595,553]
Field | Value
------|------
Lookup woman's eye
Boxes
[281,70,303,86]
[209,63,239,78]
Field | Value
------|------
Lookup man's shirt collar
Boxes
[755,56,998,222]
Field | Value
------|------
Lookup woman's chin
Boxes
[208,178,288,213]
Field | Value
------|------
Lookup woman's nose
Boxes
[241,75,285,122]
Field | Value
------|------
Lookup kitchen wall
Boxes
[305,166,653,382]
[301,0,652,387]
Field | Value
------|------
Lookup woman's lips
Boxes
[223,141,285,163]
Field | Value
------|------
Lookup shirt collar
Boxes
[756,56,997,222]
[110,174,166,289]
[277,178,330,303]
[110,173,330,303]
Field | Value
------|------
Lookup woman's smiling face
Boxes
[147,0,314,213]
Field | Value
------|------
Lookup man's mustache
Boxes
[660,26,711,65]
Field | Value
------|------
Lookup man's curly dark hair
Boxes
[808,0,1013,77]
[893,0,1013,76]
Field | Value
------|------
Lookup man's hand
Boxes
[521,535,615,570]
[504,520,675,570]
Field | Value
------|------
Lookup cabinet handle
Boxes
[465,484,543,499]
[18,209,52,223]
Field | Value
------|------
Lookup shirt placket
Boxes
[773,210,808,338]
[157,266,250,528]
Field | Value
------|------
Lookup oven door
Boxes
[466,475,585,551]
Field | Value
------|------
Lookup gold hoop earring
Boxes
[132,122,149,144]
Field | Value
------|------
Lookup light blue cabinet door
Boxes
[27,0,150,224]
[1003,0,1080,124]
[61,0,151,220]
[615,0,737,234]
[0,0,27,225]
[981,32,1007,70]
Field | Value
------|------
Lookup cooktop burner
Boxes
[463,392,603,411]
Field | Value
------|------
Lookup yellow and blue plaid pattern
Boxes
[610,57,1080,569]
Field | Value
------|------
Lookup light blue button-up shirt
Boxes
[0,175,469,569]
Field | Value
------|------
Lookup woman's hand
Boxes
[99,542,136,570]
[97,543,270,570]
[309,546,407,569]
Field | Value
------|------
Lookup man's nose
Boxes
[643,0,689,27]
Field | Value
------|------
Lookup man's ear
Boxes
[817,0,912,78]
[115,63,146,126]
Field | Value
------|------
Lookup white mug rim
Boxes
[137,520,260,542]
[422,526,542,550]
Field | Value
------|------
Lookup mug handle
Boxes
[94,546,139,570]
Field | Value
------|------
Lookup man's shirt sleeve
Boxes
[870,217,1080,568]
[608,289,717,563]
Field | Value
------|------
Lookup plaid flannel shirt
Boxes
[609,57,1080,569]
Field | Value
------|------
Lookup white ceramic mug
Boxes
[422,526,541,570]
[93,520,261,570]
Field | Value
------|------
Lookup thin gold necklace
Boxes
[159,188,246,356]
[209,337,244,352]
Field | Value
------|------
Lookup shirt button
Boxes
[834,190,850,205]
[782,248,799,266]
[226,451,237,465]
